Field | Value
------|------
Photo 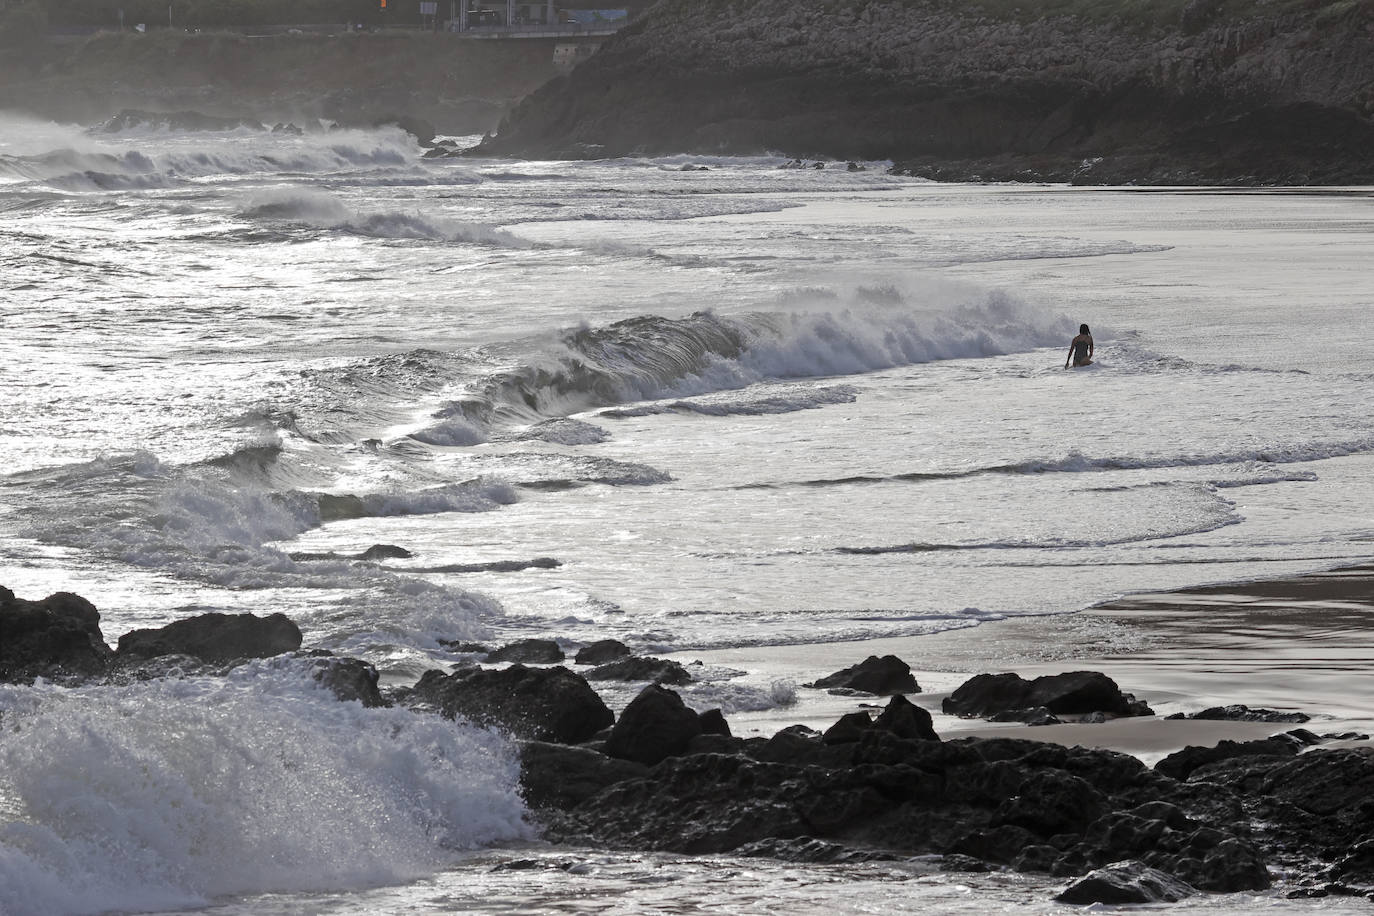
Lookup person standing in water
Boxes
[1066,323,1094,368]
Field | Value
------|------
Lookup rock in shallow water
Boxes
[0,587,113,683]
[585,656,691,685]
[575,638,631,665]
[943,670,1152,719]
[807,654,919,695]
[486,638,565,664]
[404,663,613,743]
[116,611,302,664]
[1055,860,1199,904]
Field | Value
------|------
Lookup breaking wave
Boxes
[403,289,1073,443]
[0,662,529,916]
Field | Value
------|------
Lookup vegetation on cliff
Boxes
[476,0,1374,184]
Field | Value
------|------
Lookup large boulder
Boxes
[404,664,612,744]
[604,684,704,766]
[1055,861,1198,904]
[116,612,302,663]
[943,670,1150,719]
[0,587,113,683]
[807,655,919,695]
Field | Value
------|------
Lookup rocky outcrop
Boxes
[517,683,1374,898]
[474,0,1374,185]
[0,587,113,683]
[116,612,303,663]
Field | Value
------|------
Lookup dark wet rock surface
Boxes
[585,656,691,685]
[1055,860,1199,904]
[807,655,919,695]
[116,612,302,664]
[401,663,613,744]
[486,638,565,664]
[1,587,113,683]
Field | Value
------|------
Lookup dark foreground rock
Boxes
[807,655,918,695]
[1056,860,1198,904]
[0,587,113,683]
[943,670,1152,719]
[1155,736,1301,780]
[402,663,613,743]
[116,612,302,663]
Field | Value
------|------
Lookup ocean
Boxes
[1,113,1372,914]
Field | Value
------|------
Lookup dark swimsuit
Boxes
[1072,337,1091,364]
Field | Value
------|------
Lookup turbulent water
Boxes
[2,112,1373,914]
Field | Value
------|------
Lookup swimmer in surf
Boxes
[1066,324,1094,368]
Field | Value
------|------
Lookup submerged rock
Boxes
[486,638,565,664]
[1166,704,1310,723]
[304,652,388,708]
[116,611,302,664]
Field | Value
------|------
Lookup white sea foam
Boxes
[2,123,423,191]
[240,188,529,245]
[681,679,800,713]
[0,663,529,916]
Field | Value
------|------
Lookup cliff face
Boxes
[476,0,1374,183]
[0,31,562,133]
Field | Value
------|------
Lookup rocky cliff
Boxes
[474,0,1374,184]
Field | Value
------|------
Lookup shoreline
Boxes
[668,561,1374,763]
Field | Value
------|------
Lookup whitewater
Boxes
[2,113,1373,914]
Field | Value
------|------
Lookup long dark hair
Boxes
[1079,324,1090,335]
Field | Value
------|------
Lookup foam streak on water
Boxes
[2,113,1374,913]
